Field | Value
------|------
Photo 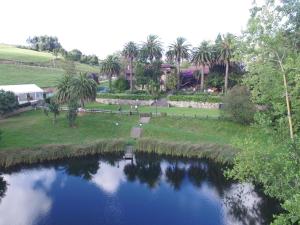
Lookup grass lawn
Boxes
[85,102,220,118]
[0,111,138,149]
[0,44,55,62]
[0,109,251,149]
[0,64,64,87]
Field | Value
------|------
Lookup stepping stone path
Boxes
[139,117,151,124]
[131,127,142,139]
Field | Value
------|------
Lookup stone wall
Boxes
[168,101,220,109]
[96,98,220,109]
[0,106,33,120]
[96,98,155,106]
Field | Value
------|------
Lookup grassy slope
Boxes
[0,110,251,149]
[0,44,55,62]
[85,102,220,117]
[0,44,100,87]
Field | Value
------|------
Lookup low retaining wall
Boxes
[0,106,33,120]
[168,101,220,109]
[96,98,155,106]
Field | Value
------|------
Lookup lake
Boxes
[0,153,279,225]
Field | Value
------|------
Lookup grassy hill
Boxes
[0,44,100,87]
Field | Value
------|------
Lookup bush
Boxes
[97,93,154,100]
[113,77,130,92]
[0,90,18,115]
[221,85,256,124]
[168,94,221,103]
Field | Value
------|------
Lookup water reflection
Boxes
[0,154,279,225]
[0,169,56,225]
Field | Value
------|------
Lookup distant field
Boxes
[0,44,101,87]
[0,44,55,62]
[0,64,64,87]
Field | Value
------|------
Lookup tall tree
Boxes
[71,73,97,107]
[56,74,73,103]
[100,55,121,91]
[122,42,139,92]
[191,41,211,91]
[167,37,190,89]
[218,33,236,93]
[140,35,163,63]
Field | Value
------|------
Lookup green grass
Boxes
[0,44,100,87]
[0,64,64,87]
[0,109,249,150]
[0,111,138,149]
[0,44,55,62]
[85,102,220,117]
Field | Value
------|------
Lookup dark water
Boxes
[0,154,279,225]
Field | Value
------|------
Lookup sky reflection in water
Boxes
[0,154,279,225]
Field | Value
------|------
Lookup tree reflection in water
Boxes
[0,176,7,202]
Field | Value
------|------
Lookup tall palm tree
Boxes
[191,41,211,92]
[72,73,97,107]
[167,37,190,89]
[100,55,121,91]
[140,35,163,63]
[218,33,236,93]
[122,42,139,92]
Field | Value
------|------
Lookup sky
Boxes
[0,0,254,59]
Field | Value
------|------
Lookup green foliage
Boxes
[67,99,79,127]
[165,73,178,91]
[67,49,82,61]
[97,93,154,100]
[0,130,2,142]
[43,98,60,123]
[168,94,221,103]
[113,76,130,92]
[100,55,121,91]
[140,35,163,62]
[0,90,18,115]
[222,86,256,125]
[26,35,62,52]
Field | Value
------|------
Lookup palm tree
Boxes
[167,37,190,89]
[72,73,97,107]
[140,35,163,63]
[100,55,121,91]
[56,74,73,103]
[122,42,139,92]
[191,41,212,92]
[218,33,236,93]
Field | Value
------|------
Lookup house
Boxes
[0,84,44,105]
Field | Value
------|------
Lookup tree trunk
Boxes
[200,64,205,92]
[130,59,133,92]
[80,98,85,108]
[224,61,229,93]
[276,53,294,141]
[109,74,112,92]
[177,59,181,90]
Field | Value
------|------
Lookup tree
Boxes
[218,33,236,93]
[222,85,256,124]
[191,41,211,91]
[66,99,79,127]
[0,90,18,115]
[44,98,60,124]
[26,35,61,52]
[122,42,139,92]
[100,55,121,91]
[56,75,73,103]
[67,49,82,61]
[113,76,129,92]
[140,35,163,63]
[71,73,97,107]
[167,37,190,89]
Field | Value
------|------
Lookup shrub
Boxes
[67,99,79,127]
[113,77,130,92]
[0,90,18,115]
[221,85,256,124]
[97,93,154,100]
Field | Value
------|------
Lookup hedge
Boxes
[97,93,154,100]
[168,94,221,103]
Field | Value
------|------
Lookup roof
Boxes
[0,84,44,94]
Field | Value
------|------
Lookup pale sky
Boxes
[0,0,254,59]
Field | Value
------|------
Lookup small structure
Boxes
[0,84,44,105]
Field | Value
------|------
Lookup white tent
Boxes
[0,84,44,104]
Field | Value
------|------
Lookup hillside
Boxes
[0,44,100,87]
